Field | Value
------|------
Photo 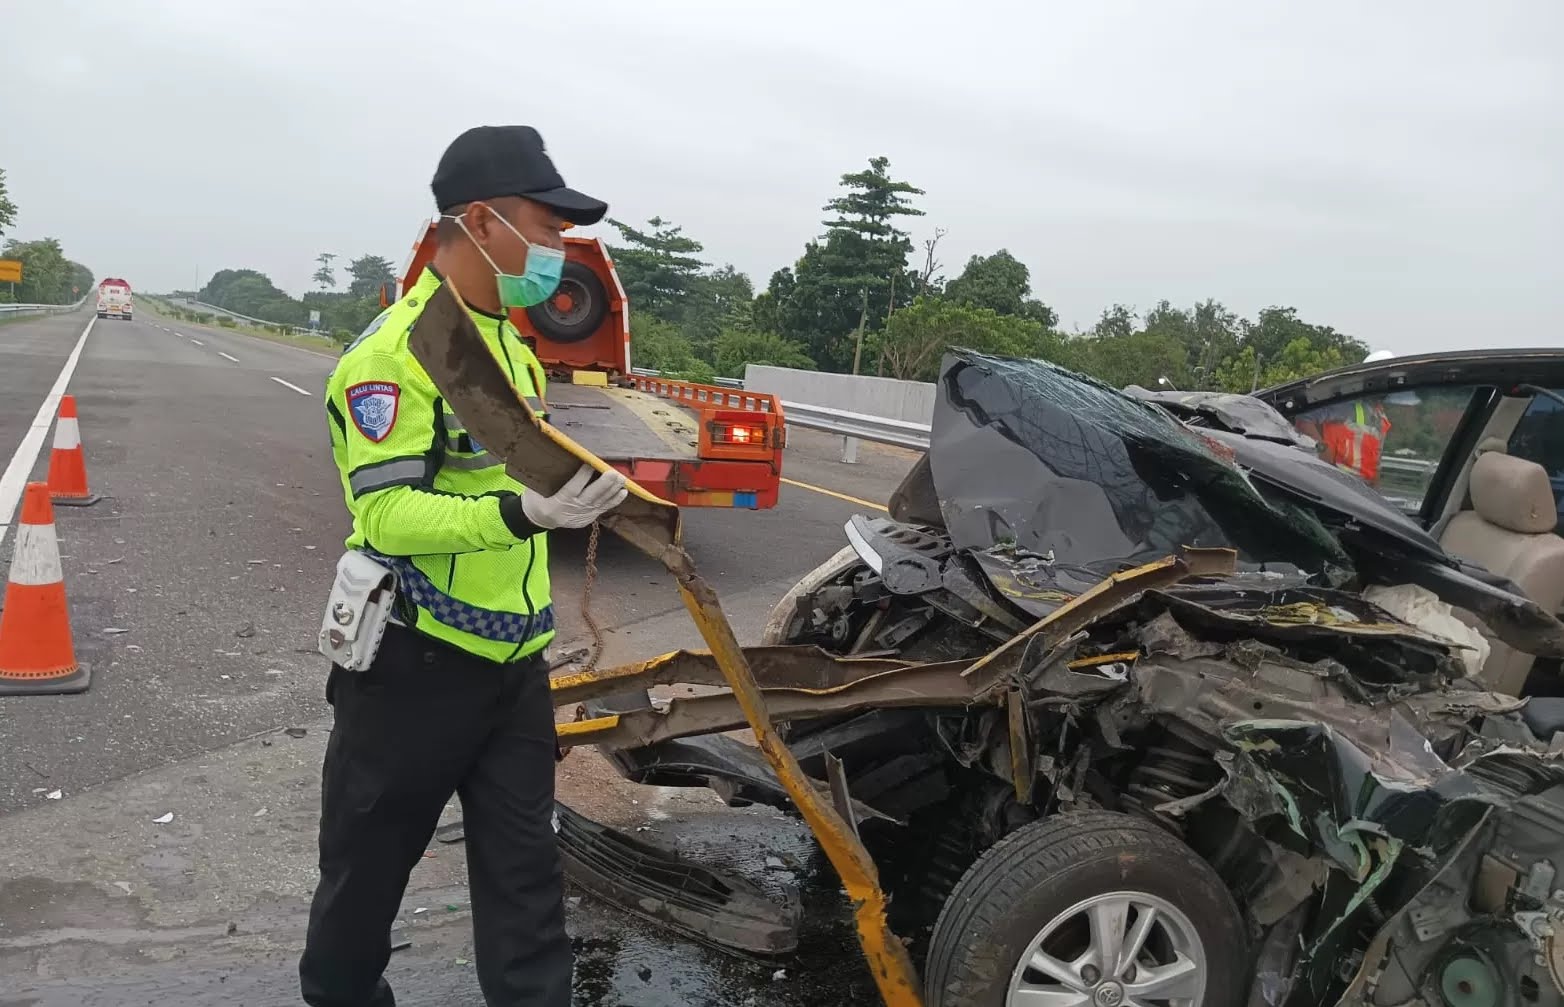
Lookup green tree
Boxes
[944,249,1057,326]
[200,268,306,324]
[346,255,395,298]
[605,216,708,323]
[681,264,755,351]
[772,156,927,371]
[1140,299,1242,389]
[712,329,815,378]
[2,238,82,304]
[0,168,16,238]
[1091,304,1138,341]
[1068,328,1191,390]
[302,290,382,335]
[875,297,1060,382]
[1239,306,1367,364]
[1211,337,1351,393]
[312,252,337,290]
[67,260,93,300]
[629,315,704,375]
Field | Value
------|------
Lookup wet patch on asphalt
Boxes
[0,810,883,1006]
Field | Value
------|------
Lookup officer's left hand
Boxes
[521,464,629,529]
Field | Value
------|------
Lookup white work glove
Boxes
[520,464,629,530]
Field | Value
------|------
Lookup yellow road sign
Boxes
[0,260,22,283]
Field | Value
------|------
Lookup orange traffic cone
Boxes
[0,483,91,695]
[47,395,100,507]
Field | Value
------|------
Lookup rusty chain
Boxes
[580,520,605,674]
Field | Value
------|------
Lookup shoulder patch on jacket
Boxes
[347,381,400,442]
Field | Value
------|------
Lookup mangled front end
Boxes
[564,350,1564,1006]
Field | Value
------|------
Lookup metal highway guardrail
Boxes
[780,401,931,457]
[0,295,89,320]
[168,298,319,336]
[630,366,744,390]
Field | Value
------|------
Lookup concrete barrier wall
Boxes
[743,366,936,424]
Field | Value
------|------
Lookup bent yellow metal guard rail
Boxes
[408,280,924,1007]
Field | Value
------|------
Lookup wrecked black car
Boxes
[577,349,1564,1007]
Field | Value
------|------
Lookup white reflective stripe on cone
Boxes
[10,521,63,586]
[53,417,82,451]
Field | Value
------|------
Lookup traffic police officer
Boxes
[300,125,627,1007]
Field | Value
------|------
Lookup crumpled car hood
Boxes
[927,351,1347,572]
[916,350,1564,658]
[1123,385,1315,447]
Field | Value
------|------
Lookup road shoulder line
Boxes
[0,316,97,550]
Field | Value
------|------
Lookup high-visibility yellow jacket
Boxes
[324,266,554,663]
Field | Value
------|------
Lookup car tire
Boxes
[925,811,1248,1007]
[525,261,609,344]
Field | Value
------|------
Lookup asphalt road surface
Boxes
[0,306,919,1005]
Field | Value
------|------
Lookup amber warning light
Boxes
[715,422,760,445]
[699,409,777,462]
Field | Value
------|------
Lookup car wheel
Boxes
[525,261,609,344]
[925,811,1248,1007]
[759,545,863,646]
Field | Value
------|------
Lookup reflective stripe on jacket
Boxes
[324,266,554,663]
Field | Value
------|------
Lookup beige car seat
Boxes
[1439,451,1564,695]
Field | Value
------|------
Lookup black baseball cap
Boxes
[431,125,607,225]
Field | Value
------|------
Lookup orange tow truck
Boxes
[395,222,785,509]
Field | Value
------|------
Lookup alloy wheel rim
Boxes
[1006,890,1207,1007]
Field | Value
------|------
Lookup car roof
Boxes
[1255,348,1564,415]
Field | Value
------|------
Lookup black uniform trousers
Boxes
[299,624,571,1006]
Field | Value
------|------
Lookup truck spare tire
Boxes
[526,261,610,344]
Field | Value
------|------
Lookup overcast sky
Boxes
[3,1,1559,350]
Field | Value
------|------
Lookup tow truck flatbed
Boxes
[547,377,782,509]
[548,383,698,463]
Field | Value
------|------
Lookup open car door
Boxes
[1254,348,1564,533]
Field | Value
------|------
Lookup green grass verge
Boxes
[139,296,342,357]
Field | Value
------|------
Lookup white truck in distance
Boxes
[96,278,132,320]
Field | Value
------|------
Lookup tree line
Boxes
[185,154,1368,391]
[183,253,397,340]
[0,168,95,305]
[612,156,1368,390]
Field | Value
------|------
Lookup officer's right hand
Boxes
[519,464,629,530]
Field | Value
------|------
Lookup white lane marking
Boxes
[269,376,313,396]
[219,352,240,363]
[190,339,204,346]
[0,317,97,550]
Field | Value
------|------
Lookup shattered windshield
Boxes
[929,351,1348,573]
